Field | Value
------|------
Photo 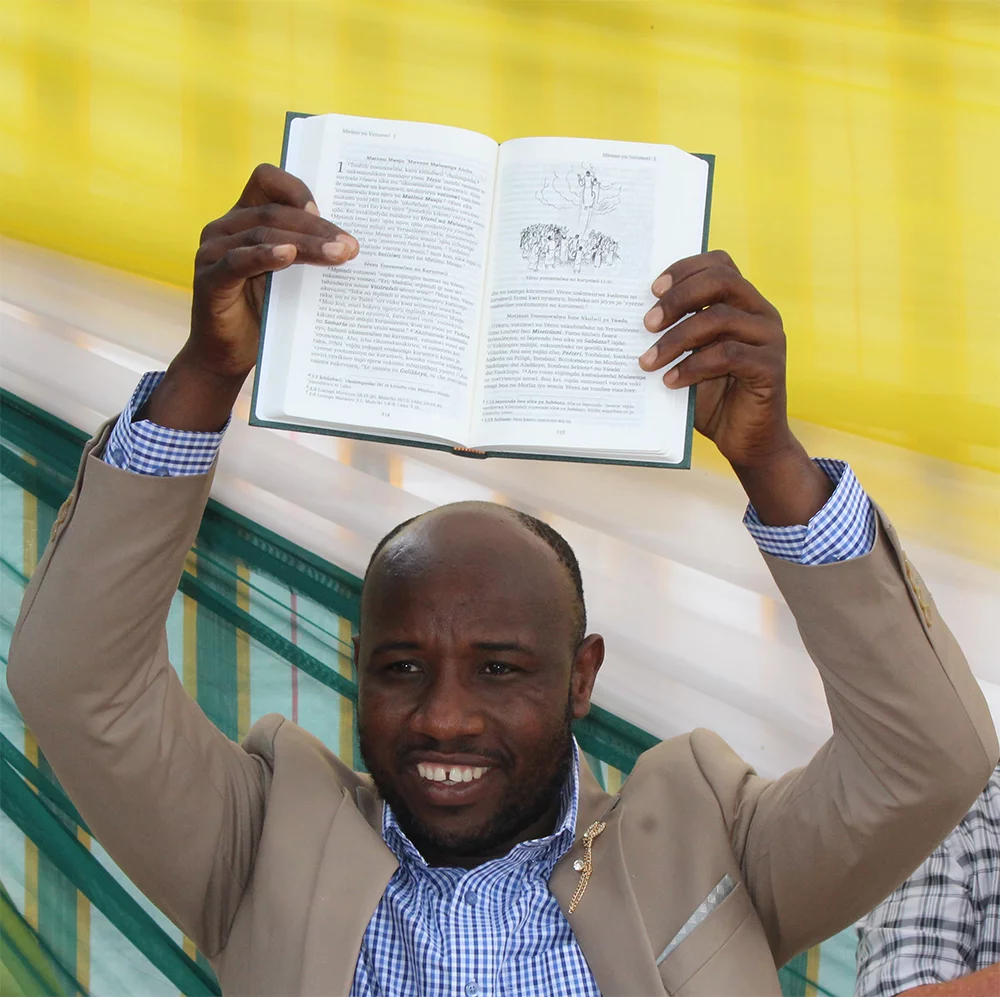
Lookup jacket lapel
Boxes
[550,760,667,996]
[299,784,398,996]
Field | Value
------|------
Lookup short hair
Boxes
[363,507,587,644]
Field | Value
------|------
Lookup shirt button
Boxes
[465,983,480,997]
[465,890,477,906]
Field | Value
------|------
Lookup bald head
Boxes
[363,502,586,646]
[354,502,603,865]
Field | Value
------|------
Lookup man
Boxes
[8,164,997,996]
[578,167,599,232]
[856,765,1000,997]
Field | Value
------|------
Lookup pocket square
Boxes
[656,874,736,965]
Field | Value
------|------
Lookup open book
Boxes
[251,113,713,467]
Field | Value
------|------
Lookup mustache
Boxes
[396,739,510,769]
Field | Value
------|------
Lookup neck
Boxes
[422,797,563,869]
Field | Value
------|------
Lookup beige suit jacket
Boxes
[9,422,998,996]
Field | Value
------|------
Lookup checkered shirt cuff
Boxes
[102,371,227,477]
[743,458,876,565]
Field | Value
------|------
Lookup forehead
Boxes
[361,509,575,639]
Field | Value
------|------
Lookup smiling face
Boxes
[355,504,603,868]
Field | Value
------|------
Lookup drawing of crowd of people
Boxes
[519,223,620,272]
[518,164,624,272]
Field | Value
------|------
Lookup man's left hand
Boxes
[640,249,793,467]
[640,250,833,525]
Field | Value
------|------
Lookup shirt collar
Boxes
[382,739,582,874]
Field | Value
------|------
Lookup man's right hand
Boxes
[140,164,358,431]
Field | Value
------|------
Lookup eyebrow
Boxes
[473,641,532,654]
[368,640,533,655]
[370,640,422,656]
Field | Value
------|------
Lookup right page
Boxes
[470,137,709,462]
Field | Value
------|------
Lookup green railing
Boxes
[0,387,851,995]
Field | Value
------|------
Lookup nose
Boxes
[409,672,486,742]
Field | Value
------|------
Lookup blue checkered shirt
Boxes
[103,371,231,476]
[103,371,877,994]
[350,745,597,997]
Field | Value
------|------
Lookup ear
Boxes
[570,634,605,720]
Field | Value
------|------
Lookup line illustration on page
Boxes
[519,163,624,272]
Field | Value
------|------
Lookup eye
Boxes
[482,661,517,677]
[387,660,423,675]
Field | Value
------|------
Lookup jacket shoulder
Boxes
[627,728,757,789]
[623,729,763,837]
[242,713,376,807]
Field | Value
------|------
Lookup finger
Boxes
[660,340,782,390]
[650,249,740,298]
[234,163,318,212]
[643,265,776,333]
[196,226,358,270]
[201,204,357,256]
[196,243,300,297]
[638,304,777,372]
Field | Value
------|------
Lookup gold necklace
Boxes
[567,820,607,914]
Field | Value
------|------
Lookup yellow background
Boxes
[2,0,998,470]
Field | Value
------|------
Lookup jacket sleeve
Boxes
[7,421,269,957]
[692,508,998,967]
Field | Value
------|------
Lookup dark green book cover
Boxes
[249,112,713,469]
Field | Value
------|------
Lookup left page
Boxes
[254,113,498,446]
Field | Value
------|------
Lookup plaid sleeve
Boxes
[743,459,876,564]
[854,829,977,997]
[102,371,227,477]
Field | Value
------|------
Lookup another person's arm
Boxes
[7,165,359,955]
[856,772,999,997]
[900,964,1000,997]
[639,252,998,964]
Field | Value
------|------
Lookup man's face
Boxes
[355,506,603,867]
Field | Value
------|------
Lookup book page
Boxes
[259,114,497,444]
[470,137,707,458]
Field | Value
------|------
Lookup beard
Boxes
[359,697,575,860]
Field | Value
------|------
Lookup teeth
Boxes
[416,763,488,784]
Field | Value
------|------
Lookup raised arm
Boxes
[7,165,359,955]
[640,252,998,963]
